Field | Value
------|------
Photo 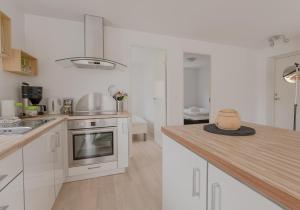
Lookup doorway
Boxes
[183,53,211,125]
[130,46,167,146]
[273,54,300,130]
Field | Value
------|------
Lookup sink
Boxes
[0,126,32,135]
[0,118,55,135]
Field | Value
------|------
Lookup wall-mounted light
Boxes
[283,63,300,131]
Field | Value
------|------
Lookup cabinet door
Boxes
[163,135,207,210]
[53,124,65,197]
[23,133,55,210]
[117,118,129,168]
[0,172,24,210]
[208,164,284,210]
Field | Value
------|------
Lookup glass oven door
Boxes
[69,127,117,167]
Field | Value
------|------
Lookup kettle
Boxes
[47,97,62,115]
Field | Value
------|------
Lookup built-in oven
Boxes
[68,118,117,167]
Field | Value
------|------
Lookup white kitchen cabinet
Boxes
[117,118,129,169]
[163,135,207,210]
[23,133,56,210]
[207,164,284,210]
[52,123,66,197]
[0,172,24,210]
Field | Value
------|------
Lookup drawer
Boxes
[68,161,117,177]
[0,150,23,191]
[0,172,24,210]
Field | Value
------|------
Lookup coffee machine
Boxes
[21,82,46,115]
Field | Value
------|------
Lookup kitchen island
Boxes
[162,123,300,210]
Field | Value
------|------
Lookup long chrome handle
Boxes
[192,168,201,198]
[0,205,9,210]
[0,174,8,183]
[55,132,60,148]
[211,183,221,210]
[88,166,101,170]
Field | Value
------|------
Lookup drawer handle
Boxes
[0,205,9,210]
[192,168,201,198]
[0,174,8,183]
[211,183,221,210]
[88,166,101,170]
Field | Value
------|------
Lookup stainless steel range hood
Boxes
[55,15,126,70]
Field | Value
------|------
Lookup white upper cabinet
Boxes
[207,164,284,210]
[117,118,129,169]
[163,135,207,210]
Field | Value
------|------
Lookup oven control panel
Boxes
[68,118,117,130]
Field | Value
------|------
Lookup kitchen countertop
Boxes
[0,112,131,160]
[162,123,300,210]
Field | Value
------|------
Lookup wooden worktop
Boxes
[162,123,300,210]
[0,116,67,160]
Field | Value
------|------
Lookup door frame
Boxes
[268,51,300,126]
[182,52,212,123]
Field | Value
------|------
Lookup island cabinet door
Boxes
[207,164,284,210]
[163,135,207,210]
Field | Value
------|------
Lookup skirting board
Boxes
[65,168,126,182]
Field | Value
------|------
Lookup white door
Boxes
[274,54,300,130]
[207,164,283,210]
[163,135,207,210]
[153,51,166,146]
[23,133,56,210]
[131,47,166,145]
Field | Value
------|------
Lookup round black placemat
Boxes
[203,124,256,136]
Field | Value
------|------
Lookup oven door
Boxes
[68,127,117,167]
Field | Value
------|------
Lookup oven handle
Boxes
[69,127,117,135]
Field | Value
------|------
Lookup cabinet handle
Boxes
[55,132,60,148]
[0,174,8,183]
[192,168,201,198]
[88,166,101,170]
[211,183,221,210]
[0,205,9,210]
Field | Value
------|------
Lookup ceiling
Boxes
[13,0,300,48]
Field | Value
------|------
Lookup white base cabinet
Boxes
[207,164,284,210]
[163,136,207,210]
[163,134,285,210]
[117,118,129,169]
[23,122,67,210]
[0,172,24,210]
[23,133,56,210]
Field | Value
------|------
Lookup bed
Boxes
[131,115,148,141]
[184,106,209,124]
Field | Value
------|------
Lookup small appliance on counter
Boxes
[47,97,62,115]
[62,98,74,115]
[21,82,46,117]
[0,100,16,117]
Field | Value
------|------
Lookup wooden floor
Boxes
[52,136,162,210]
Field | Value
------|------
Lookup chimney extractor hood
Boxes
[55,15,127,70]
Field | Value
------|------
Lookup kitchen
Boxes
[0,0,300,210]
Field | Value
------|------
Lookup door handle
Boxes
[211,183,221,210]
[0,205,9,210]
[192,168,201,198]
[55,132,60,148]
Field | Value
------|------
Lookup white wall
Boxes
[184,68,199,107]
[197,68,210,109]
[255,38,300,125]
[0,1,25,101]
[25,14,258,125]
